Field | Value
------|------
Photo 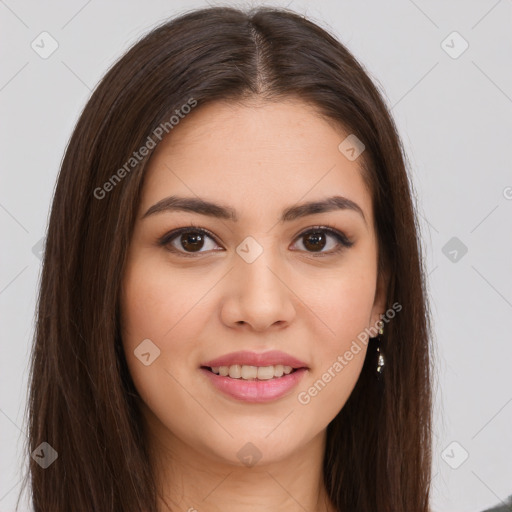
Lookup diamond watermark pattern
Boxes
[442,236,468,263]
[236,442,262,467]
[32,237,45,260]
[236,236,263,264]
[31,32,59,59]
[134,338,161,366]
[338,134,365,161]
[31,442,58,469]
[441,31,469,59]
[441,441,469,469]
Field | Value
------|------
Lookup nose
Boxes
[220,246,296,332]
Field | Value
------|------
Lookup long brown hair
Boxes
[21,6,433,511]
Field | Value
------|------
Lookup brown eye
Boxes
[293,227,353,255]
[160,227,221,255]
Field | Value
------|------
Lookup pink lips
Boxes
[200,367,308,403]
[200,350,309,403]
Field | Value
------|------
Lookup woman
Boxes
[22,6,433,511]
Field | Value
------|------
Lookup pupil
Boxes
[304,232,325,252]
[181,232,204,252]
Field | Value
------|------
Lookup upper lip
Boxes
[201,350,308,369]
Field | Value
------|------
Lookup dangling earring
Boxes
[376,319,385,378]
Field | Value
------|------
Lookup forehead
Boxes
[141,98,373,227]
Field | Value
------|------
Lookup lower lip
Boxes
[200,367,307,403]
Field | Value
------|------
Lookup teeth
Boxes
[228,365,241,379]
[210,364,295,380]
[241,365,258,379]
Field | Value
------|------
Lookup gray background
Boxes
[1,0,511,511]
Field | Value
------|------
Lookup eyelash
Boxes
[157,223,354,258]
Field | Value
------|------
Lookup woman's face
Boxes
[120,98,386,466]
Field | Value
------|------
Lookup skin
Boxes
[120,97,387,512]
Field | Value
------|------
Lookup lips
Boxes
[201,350,308,370]
[200,367,308,403]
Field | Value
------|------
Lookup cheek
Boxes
[120,256,213,343]
[294,260,376,415]
[295,287,371,421]
[119,260,210,440]
[119,255,220,397]
[305,257,377,351]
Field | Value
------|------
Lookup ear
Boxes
[370,268,389,329]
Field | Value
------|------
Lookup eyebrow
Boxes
[142,195,366,225]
